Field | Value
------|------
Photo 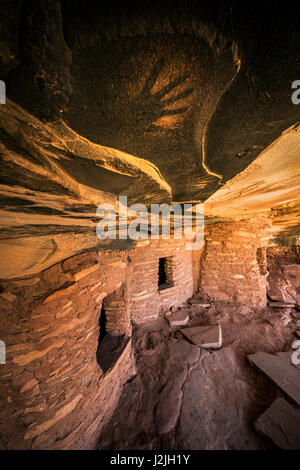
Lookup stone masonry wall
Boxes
[0,238,195,449]
[103,282,131,337]
[129,239,194,324]
[267,246,300,303]
[199,219,270,308]
[0,249,135,450]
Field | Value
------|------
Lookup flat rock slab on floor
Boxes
[248,352,300,407]
[180,324,222,349]
[269,301,295,308]
[165,310,189,326]
[268,294,284,302]
[188,300,211,308]
[275,351,300,371]
[255,397,300,450]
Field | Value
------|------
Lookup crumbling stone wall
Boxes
[102,282,131,337]
[129,239,194,323]
[267,246,300,303]
[0,249,135,450]
[0,238,195,449]
[199,219,270,308]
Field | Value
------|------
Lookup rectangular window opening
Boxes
[158,257,173,290]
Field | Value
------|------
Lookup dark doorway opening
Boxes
[98,304,107,343]
[158,257,167,286]
[96,301,129,373]
[158,257,173,290]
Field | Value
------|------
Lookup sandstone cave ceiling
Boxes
[0,0,300,277]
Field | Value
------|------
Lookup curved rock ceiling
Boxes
[205,124,300,218]
[0,0,300,277]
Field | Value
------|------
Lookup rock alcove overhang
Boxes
[0,0,300,279]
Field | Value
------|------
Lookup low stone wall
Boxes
[199,219,270,308]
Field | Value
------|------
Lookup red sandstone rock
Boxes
[165,310,189,326]
[199,220,270,308]
[255,398,300,450]
[180,324,222,349]
[0,230,298,450]
[0,292,16,303]
[72,263,99,281]
[43,283,77,304]
[268,301,295,308]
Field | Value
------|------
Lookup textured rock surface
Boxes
[248,352,300,407]
[255,398,300,450]
[0,247,137,449]
[199,219,270,307]
[0,1,300,452]
[165,310,189,326]
[0,2,300,280]
[97,299,295,450]
[0,238,195,449]
[180,324,222,349]
[267,246,300,303]
[130,239,194,323]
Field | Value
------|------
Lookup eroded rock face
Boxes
[0,1,300,278]
[270,200,300,246]
[62,33,236,202]
[267,246,300,303]
[0,1,300,452]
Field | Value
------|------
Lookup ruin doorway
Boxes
[96,284,130,373]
